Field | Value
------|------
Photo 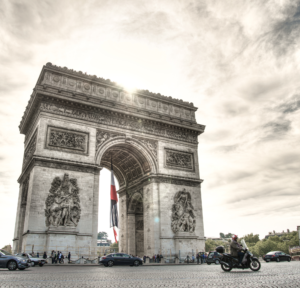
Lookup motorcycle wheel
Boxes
[221,264,232,272]
[249,260,261,272]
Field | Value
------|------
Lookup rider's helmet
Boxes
[232,235,238,241]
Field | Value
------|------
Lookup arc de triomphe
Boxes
[13,63,206,257]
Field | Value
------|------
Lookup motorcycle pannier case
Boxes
[216,246,225,253]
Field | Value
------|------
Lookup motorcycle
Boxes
[219,239,261,272]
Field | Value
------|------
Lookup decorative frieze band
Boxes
[164,148,195,172]
[40,101,198,144]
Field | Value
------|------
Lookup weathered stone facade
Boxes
[13,63,206,257]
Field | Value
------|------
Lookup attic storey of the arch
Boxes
[13,63,206,257]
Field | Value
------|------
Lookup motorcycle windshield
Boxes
[241,239,248,250]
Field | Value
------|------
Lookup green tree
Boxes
[241,233,260,245]
[97,231,108,239]
[110,242,119,252]
[220,233,225,238]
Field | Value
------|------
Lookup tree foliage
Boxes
[220,232,234,238]
[97,231,108,239]
[243,231,299,257]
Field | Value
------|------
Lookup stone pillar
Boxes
[118,192,127,253]
[127,214,136,255]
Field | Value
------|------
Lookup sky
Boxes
[0,0,300,248]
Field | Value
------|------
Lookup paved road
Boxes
[0,262,299,287]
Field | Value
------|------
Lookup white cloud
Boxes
[0,0,300,248]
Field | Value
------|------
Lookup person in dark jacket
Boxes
[230,235,244,266]
[37,252,39,258]
[43,252,47,259]
[196,253,200,264]
[68,252,71,263]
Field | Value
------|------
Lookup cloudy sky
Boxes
[1,0,300,248]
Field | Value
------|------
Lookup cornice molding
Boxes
[19,64,206,137]
[18,155,102,183]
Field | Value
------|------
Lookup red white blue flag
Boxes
[110,157,118,243]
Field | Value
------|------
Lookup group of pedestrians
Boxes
[142,254,163,263]
[196,252,208,264]
[50,251,71,264]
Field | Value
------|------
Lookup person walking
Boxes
[58,252,62,264]
[186,255,190,264]
[37,252,39,258]
[157,254,160,263]
[143,255,146,263]
[196,253,200,264]
[51,251,55,264]
[68,252,71,263]
[43,251,47,260]
[192,254,195,263]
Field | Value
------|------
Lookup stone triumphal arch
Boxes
[13,63,206,257]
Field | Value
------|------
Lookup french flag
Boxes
[110,157,118,243]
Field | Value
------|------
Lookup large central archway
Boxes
[96,135,157,256]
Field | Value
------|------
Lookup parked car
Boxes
[100,253,143,267]
[15,253,47,266]
[0,249,30,271]
[207,252,221,265]
[263,251,291,262]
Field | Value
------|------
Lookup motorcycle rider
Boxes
[230,235,244,266]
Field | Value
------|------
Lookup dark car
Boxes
[207,252,221,265]
[100,253,143,267]
[263,251,291,262]
[15,253,47,266]
[0,249,30,271]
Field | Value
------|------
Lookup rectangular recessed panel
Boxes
[46,126,89,155]
[164,148,194,171]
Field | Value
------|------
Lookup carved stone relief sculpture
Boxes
[96,129,125,151]
[171,189,195,233]
[133,136,158,161]
[165,148,194,171]
[46,126,89,155]
[45,173,81,228]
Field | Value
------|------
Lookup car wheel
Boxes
[7,261,17,271]
[108,261,114,267]
[133,260,139,267]
[276,258,280,262]
[32,262,35,267]
[215,260,220,265]
[103,263,108,267]
[221,264,232,272]
[249,260,261,272]
[207,262,211,265]
[38,263,44,267]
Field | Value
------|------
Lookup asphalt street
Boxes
[0,261,299,287]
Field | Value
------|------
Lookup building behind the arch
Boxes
[13,63,206,258]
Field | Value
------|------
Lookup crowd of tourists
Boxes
[142,254,164,263]
[49,251,71,264]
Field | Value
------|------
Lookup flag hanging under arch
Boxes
[110,157,118,243]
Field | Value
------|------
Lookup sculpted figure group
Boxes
[171,189,196,233]
[45,173,81,228]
